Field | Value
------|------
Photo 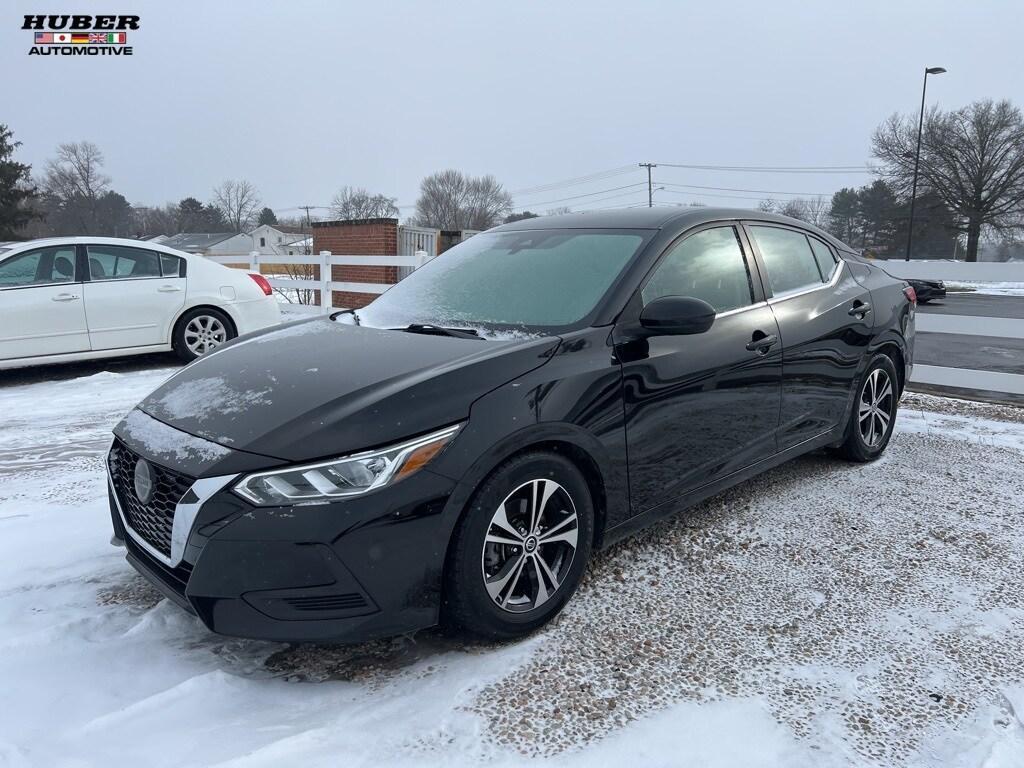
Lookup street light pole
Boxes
[905,66,946,261]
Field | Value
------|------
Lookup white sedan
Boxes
[0,237,281,370]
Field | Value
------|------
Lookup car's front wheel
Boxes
[836,354,900,461]
[443,451,594,640]
[173,307,235,362]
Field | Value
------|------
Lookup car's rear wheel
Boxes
[173,307,235,362]
[836,354,899,462]
[443,451,594,640]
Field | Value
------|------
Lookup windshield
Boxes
[342,228,649,336]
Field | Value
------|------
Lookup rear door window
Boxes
[808,236,838,281]
[159,254,184,277]
[750,226,824,295]
[87,246,162,280]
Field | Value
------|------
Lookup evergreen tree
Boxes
[0,125,40,239]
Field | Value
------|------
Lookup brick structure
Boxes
[312,218,399,309]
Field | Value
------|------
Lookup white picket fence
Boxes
[205,250,431,314]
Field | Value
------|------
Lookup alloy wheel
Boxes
[481,478,579,614]
[184,315,228,356]
[858,368,894,447]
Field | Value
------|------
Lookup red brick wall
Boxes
[312,218,399,309]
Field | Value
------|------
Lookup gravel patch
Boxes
[466,414,1024,764]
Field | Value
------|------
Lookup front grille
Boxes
[282,594,369,612]
[109,438,195,559]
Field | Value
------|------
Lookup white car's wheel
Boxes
[173,308,235,362]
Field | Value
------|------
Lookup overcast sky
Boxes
[3,0,1021,222]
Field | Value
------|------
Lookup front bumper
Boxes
[108,418,459,643]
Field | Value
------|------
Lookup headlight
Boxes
[233,424,460,506]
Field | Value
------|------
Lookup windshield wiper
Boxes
[394,323,482,340]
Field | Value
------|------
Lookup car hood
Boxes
[137,319,559,462]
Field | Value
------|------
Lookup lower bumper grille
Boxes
[283,594,369,612]
[108,438,195,560]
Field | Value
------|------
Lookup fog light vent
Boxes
[282,593,368,612]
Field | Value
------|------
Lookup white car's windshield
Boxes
[340,228,650,336]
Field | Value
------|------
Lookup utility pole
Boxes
[301,206,314,255]
[639,163,657,207]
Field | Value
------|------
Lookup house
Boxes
[205,225,312,258]
[160,226,311,257]
[161,233,236,254]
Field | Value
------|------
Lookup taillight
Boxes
[249,273,273,296]
[903,285,917,305]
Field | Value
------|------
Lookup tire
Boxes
[917,298,931,305]
[172,307,235,362]
[443,451,594,640]
[836,354,900,462]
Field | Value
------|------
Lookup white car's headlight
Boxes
[233,425,460,506]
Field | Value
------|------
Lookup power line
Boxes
[660,189,784,203]
[560,189,652,210]
[511,165,637,195]
[655,162,873,174]
[512,182,648,208]
[657,181,832,197]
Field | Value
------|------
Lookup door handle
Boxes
[158,285,183,293]
[51,293,80,302]
[746,333,778,353]
[848,302,871,317]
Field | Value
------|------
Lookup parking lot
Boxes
[1,357,1023,767]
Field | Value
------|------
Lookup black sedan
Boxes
[107,208,915,643]
[907,278,946,304]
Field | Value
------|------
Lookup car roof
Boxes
[492,206,852,251]
[0,236,194,258]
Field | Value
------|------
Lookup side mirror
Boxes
[639,296,716,336]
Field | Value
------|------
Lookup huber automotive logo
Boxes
[23,14,139,56]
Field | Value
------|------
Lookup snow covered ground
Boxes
[946,281,1024,297]
[1,371,1023,767]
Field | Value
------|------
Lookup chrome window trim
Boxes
[715,300,768,319]
[0,280,80,292]
[767,259,845,305]
[86,275,170,284]
[107,441,236,568]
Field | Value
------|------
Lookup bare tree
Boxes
[413,170,512,230]
[211,179,261,233]
[802,196,833,229]
[758,198,777,214]
[41,141,111,233]
[873,99,1024,261]
[779,199,808,220]
[330,186,400,220]
[132,203,178,237]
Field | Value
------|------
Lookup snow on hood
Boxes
[137,319,559,462]
[115,408,232,478]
